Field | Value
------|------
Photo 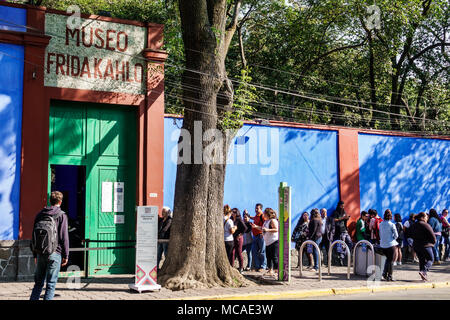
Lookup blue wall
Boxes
[0,5,27,32]
[358,134,450,219]
[0,42,25,240]
[164,117,340,231]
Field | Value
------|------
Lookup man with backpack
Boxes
[30,191,69,300]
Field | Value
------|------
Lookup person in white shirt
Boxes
[223,205,237,266]
[319,208,328,265]
[379,209,398,282]
[262,208,279,277]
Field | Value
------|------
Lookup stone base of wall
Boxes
[0,240,35,281]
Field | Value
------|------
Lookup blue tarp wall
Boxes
[358,133,449,220]
[0,5,26,240]
[164,117,340,230]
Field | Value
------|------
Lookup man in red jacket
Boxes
[250,203,267,271]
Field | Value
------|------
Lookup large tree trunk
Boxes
[158,0,248,290]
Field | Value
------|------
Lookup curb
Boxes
[168,281,450,300]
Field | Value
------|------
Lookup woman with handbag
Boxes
[291,212,313,269]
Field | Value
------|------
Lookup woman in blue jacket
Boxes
[379,209,398,281]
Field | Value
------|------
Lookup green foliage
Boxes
[219,67,257,130]
[36,0,449,134]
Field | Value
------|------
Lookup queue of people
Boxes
[223,203,279,278]
[289,201,448,282]
[352,207,449,281]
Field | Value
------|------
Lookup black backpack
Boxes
[31,211,62,255]
[395,222,404,241]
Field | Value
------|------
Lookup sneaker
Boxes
[398,262,402,265]
[388,276,395,282]
[418,271,428,281]
[393,262,397,266]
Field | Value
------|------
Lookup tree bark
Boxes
[158,0,248,291]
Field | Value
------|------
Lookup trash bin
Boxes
[354,244,370,276]
[354,244,386,276]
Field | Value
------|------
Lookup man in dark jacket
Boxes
[410,212,436,281]
[30,191,69,300]
[331,201,353,265]
[157,206,172,270]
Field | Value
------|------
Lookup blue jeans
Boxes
[157,242,169,269]
[30,252,62,300]
[243,243,252,269]
[433,235,441,261]
[312,237,322,270]
[415,246,434,275]
[251,234,267,270]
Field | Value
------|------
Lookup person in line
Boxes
[250,203,267,272]
[379,209,398,281]
[404,213,418,263]
[262,208,279,277]
[393,213,404,266]
[355,211,369,242]
[223,205,237,266]
[319,208,329,266]
[428,209,442,265]
[369,209,383,245]
[292,212,313,269]
[331,201,353,266]
[410,212,436,281]
[231,208,247,273]
[242,210,253,271]
[308,209,323,272]
[157,206,172,271]
[30,191,69,300]
[440,209,449,262]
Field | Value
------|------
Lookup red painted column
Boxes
[19,6,51,239]
[338,129,361,239]
[142,24,167,216]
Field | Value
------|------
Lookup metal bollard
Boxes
[352,240,375,276]
[328,240,351,279]
[298,240,322,281]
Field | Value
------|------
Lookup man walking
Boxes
[410,212,436,282]
[250,203,267,271]
[30,191,69,300]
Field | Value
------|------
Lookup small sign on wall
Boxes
[114,182,124,212]
[101,182,113,212]
[114,215,124,224]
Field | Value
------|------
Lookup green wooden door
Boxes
[49,101,137,275]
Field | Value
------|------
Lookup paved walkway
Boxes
[1,261,449,300]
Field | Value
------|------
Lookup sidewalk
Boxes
[1,261,449,300]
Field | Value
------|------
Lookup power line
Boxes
[0,18,447,134]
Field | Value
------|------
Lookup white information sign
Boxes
[114,182,124,212]
[101,182,113,212]
[129,206,161,292]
